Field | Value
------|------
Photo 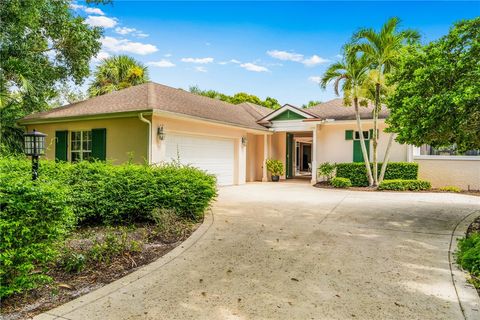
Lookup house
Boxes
[19,82,480,189]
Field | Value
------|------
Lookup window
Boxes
[419,145,480,156]
[71,131,92,162]
[354,131,370,140]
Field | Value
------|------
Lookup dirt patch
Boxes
[1,221,199,320]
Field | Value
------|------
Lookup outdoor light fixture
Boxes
[157,125,165,140]
[24,129,47,181]
[241,136,248,147]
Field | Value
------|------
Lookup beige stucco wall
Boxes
[415,159,480,190]
[26,117,148,164]
[316,122,408,165]
[151,115,267,184]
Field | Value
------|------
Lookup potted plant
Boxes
[266,159,285,182]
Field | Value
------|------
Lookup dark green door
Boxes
[286,133,294,178]
[353,140,370,162]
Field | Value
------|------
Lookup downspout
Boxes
[138,112,152,164]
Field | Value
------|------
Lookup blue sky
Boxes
[73,1,480,106]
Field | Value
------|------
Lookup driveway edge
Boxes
[34,210,215,320]
[450,210,480,320]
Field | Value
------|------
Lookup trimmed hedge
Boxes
[378,179,431,191]
[330,177,352,188]
[336,162,418,187]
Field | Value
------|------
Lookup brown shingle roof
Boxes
[21,82,268,131]
[306,98,389,120]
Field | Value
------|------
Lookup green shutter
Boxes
[345,130,354,140]
[91,128,107,161]
[353,140,370,162]
[55,131,68,161]
[286,133,294,179]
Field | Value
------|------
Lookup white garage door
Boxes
[165,133,235,186]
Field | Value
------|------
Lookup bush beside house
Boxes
[0,157,217,298]
[378,179,431,191]
[336,162,419,187]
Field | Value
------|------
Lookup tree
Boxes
[0,0,105,154]
[321,49,374,185]
[88,55,149,97]
[302,100,321,108]
[387,18,480,151]
[49,82,87,108]
[352,17,420,185]
[188,86,281,110]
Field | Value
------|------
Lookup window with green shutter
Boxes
[55,131,68,161]
[345,130,354,140]
[91,128,107,161]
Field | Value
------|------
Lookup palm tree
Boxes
[88,55,149,97]
[351,17,420,185]
[321,48,374,185]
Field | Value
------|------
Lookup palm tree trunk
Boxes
[372,82,380,186]
[379,133,395,183]
[354,98,373,186]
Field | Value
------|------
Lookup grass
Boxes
[457,232,480,289]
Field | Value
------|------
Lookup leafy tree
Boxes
[188,86,281,110]
[302,100,321,108]
[351,17,420,185]
[50,82,87,108]
[88,55,149,97]
[321,49,374,185]
[387,18,480,151]
[0,0,105,154]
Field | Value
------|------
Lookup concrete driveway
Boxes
[36,182,480,320]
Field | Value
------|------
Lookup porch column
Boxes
[262,134,268,182]
[311,125,318,185]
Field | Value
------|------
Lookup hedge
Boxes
[377,179,431,191]
[330,177,352,188]
[0,157,217,297]
[336,162,418,187]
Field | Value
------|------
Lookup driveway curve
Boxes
[36,182,480,320]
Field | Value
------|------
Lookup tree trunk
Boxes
[372,82,381,186]
[354,98,373,186]
[379,133,395,183]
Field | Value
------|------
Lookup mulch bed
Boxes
[314,181,480,196]
[1,223,199,320]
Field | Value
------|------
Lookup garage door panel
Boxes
[165,134,235,186]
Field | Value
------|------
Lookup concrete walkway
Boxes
[36,182,480,320]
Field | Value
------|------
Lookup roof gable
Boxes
[259,104,316,123]
[271,109,306,121]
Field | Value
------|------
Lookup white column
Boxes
[407,145,413,162]
[311,125,318,185]
[262,134,268,182]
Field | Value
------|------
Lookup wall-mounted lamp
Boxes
[241,136,248,147]
[157,125,165,140]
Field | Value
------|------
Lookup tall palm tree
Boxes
[351,17,420,185]
[88,55,149,97]
[321,48,374,185]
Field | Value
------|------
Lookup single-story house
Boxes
[19,82,480,189]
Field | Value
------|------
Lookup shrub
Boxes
[440,186,462,193]
[266,159,284,176]
[0,166,74,298]
[330,177,352,188]
[457,232,480,287]
[336,162,419,187]
[318,162,336,181]
[378,179,431,191]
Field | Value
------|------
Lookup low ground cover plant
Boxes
[0,157,217,298]
[336,162,418,187]
[439,185,462,193]
[330,177,352,188]
[457,232,480,288]
[378,179,431,191]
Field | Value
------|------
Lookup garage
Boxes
[165,133,235,186]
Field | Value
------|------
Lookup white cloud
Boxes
[70,3,105,15]
[136,32,149,38]
[302,55,329,67]
[115,27,136,35]
[147,59,175,68]
[164,53,172,57]
[308,76,322,84]
[195,66,207,73]
[181,57,214,64]
[335,54,343,59]
[240,63,269,73]
[101,36,158,55]
[218,59,241,65]
[267,50,303,62]
[267,49,329,67]
[85,16,118,28]
[92,51,111,63]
